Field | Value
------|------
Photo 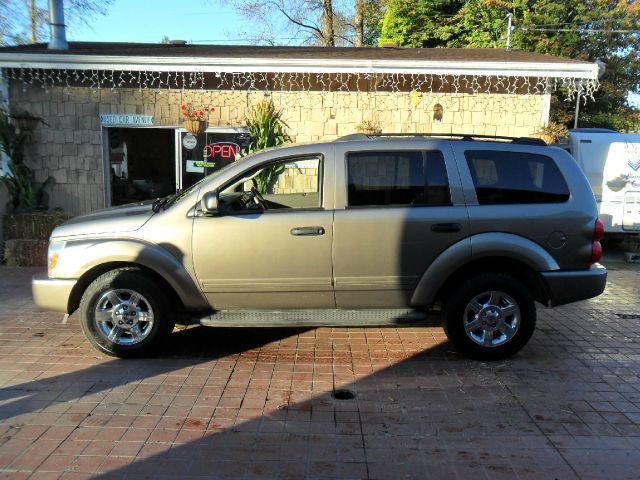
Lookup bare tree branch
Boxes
[220,0,349,46]
[2,0,114,45]
[267,0,323,36]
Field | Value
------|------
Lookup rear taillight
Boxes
[590,219,604,265]
[593,219,604,242]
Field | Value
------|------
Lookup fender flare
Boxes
[60,238,209,311]
[411,232,559,307]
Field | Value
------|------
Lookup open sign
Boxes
[203,142,240,159]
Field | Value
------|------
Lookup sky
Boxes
[67,0,247,44]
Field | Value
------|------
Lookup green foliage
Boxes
[379,0,463,47]
[241,98,290,155]
[254,164,286,194]
[0,111,54,212]
[377,0,640,129]
[577,108,640,132]
[0,111,26,165]
[241,98,291,194]
[362,0,387,46]
[535,121,569,143]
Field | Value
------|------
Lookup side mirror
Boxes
[201,190,219,214]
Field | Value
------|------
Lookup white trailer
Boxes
[561,129,640,234]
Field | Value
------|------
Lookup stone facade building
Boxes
[0,43,598,215]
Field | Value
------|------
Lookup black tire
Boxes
[79,268,175,358]
[442,273,536,360]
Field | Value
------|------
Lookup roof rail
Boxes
[335,132,547,146]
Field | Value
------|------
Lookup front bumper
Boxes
[32,274,76,313]
[541,264,607,307]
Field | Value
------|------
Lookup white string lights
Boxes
[1,67,599,101]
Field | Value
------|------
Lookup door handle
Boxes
[430,223,462,233]
[291,226,325,236]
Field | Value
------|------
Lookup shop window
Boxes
[181,131,248,190]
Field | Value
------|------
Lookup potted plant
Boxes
[0,110,65,266]
[241,98,290,156]
[181,104,214,135]
[240,98,291,193]
[535,121,569,145]
[356,119,382,135]
[0,112,54,212]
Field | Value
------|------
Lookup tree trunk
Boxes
[354,0,364,47]
[30,0,37,43]
[321,0,335,47]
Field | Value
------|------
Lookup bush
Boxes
[4,239,48,267]
[2,212,72,266]
[3,211,73,241]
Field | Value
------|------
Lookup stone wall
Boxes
[271,166,320,195]
[9,82,548,214]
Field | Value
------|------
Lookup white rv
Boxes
[560,129,640,234]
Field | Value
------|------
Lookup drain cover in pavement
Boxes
[616,313,640,319]
[331,389,356,400]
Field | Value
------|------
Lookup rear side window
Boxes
[347,150,451,207]
[465,150,569,204]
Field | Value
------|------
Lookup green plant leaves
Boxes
[241,99,290,158]
[0,111,54,212]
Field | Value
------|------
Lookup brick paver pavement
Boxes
[0,264,639,479]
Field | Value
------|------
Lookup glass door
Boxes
[179,129,249,191]
[108,127,176,206]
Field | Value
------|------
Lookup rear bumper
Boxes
[541,264,607,307]
[32,275,76,313]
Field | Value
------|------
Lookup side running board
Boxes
[195,309,433,327]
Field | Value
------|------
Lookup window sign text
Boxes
[100,114,155,126]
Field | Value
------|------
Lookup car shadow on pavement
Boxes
[77,337,583,480]
[3,260,639,479]
[0,326,310,422]
[3,317,639,479]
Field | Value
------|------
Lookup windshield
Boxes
[164,160,241,209]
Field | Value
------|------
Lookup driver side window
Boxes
[221,156,322,211]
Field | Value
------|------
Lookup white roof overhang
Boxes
[0,53,599,79]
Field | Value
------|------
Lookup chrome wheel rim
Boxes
[463,291,520,348]
[94,289,154,345]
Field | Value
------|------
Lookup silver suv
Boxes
[32,134,607,360]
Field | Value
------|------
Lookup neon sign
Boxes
[203,142,240,159]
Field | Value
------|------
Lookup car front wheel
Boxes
[443,273,536,360]
[79,268,175,357]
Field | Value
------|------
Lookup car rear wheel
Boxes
[443,273,536,360]
[79,268,175,357]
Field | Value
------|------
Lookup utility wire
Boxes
[519,26,640,34]
[530,19,637,27]
[190,38,305,43]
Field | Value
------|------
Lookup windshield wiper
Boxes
[152,190,185,212]
[151,193,176,213]
[151,197,166,213]
[163,189,183,210]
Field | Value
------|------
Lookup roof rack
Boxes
[335,132,547,146]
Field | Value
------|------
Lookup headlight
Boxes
[47,241,66,278]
